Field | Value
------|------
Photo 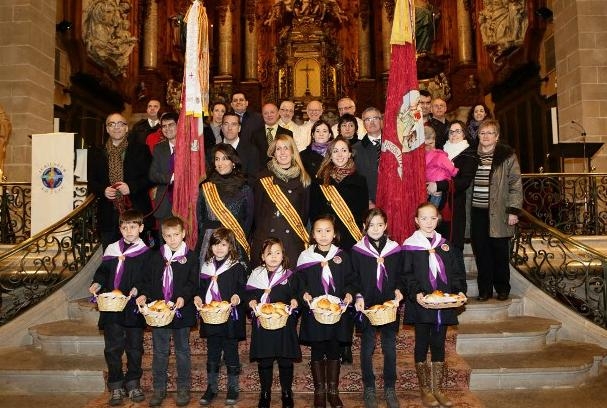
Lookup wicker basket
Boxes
[309,295,345,325]
[138,303,176,327]
[198,304,231,324]
[421,294,467,310]
[96,293,130,312]
[255,304,290,330]
[362,303,398,326]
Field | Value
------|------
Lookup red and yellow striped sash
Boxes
[260,177,309,245]
[320,184,363,242]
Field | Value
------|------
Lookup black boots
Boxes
[326,360,343,408]
[311,360,326,408]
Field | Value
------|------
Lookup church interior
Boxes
[2,0,604,181]
[0,1,607,407]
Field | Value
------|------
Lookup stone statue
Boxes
[415,0,439,54]
[83,0,137,77]
[0,105,12,181]
[479,0,528,56]
[166,79,183,113]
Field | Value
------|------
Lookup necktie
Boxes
[266,127,274,145]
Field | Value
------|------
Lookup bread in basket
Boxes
[198,300,232,324]
[421,290,467,309]
[138,300,176,327]
[96,289,130,312]
[309,294,346,325]
[362,300,398,326]
[255,302,290,330]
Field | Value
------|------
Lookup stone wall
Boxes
[0,0,56,181]
[553,0,607,172]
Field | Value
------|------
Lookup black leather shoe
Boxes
[477,295,489,301]
[496,293,509,301]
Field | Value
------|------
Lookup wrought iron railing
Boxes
[0,194,100,325]
[0,181,88,244]
[521,172,607,236]
[511,208,607,329]
[0,182,31,243]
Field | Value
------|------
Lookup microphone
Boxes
[571,120,587,136]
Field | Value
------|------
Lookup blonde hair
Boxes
[268,134,311,187]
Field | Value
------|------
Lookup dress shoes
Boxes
[477,295,489,301]
[496,293,509,301]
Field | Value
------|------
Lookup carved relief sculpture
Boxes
[83,0,137,77]
[479,0,528,61]
[0,104,12,181]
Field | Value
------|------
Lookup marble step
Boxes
[29,320,103,356]
[137,352,471,393]
[29,319,459,359]
[0,346,105,394]
[458,297,523,323]
[457,316,561,354]
[68,297,101,326]
[465,341,607,390]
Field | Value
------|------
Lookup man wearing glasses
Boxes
[278,100,299,133]
[88,112,153,249]
[149,112,179,224]
[354,107,384,208]
[331,97,366,140]
[294,100,323,151]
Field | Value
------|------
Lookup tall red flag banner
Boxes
[376,0,426,243]
[173,0,210,248]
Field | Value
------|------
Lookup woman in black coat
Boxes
[428,120,479,250]
[250,134,311,268]
[310,136,369,251]
[299,120,334,178]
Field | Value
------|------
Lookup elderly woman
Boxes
[251,134,311,268]
[466,103,492,148]
[427,120,478,250]
[196,143,254,263]
[300,120,334,179]
[470,119,522,301]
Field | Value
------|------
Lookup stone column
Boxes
[381,2,393,72]
[217,4,233,76]
[553,0,607,171]
[143,0,158,70]
[244,13,259,81]
[0,0,55,181]
[456,0,473,64]
[358,2,372,79]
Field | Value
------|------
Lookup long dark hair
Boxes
[260,237,290,270]
[205,143,246,195]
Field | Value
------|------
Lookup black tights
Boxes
[258,357,294,391]
[414,323,447,363]
[310,339,340,362]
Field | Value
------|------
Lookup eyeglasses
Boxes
[449,129,463,135]
[161,122,176,129]
[106,121,127,128]
[479,131,497,136]
[363,116,381,123]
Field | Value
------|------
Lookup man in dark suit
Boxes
[149,112,179,225]
[230,91,264,144]
[354,107,383,208]
[221,112,260,186]
[129,98,161,146]
[251,103,293,163]
[87,113,153,249]
[429,98,450,149]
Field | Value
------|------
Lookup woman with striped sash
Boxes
[250,134,311,268]
[196,144,254,264]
